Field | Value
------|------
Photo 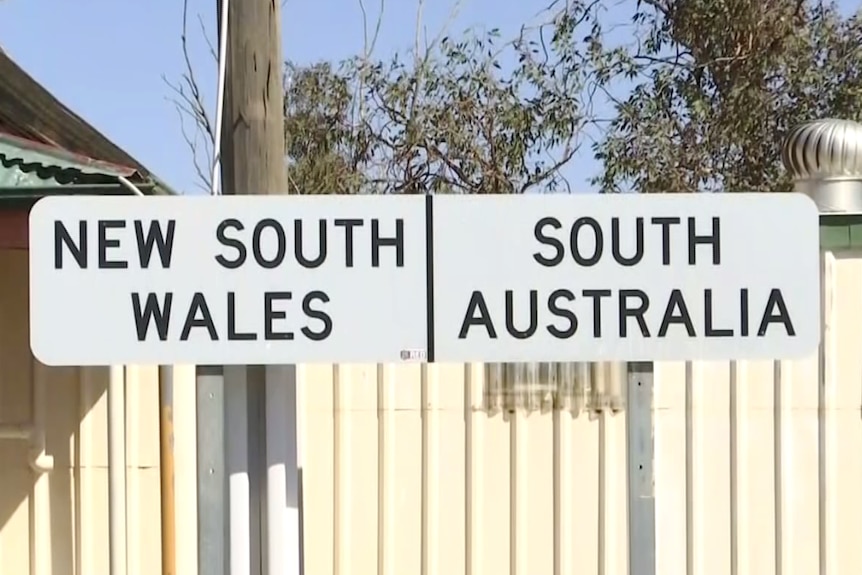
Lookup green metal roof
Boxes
[0,131,137,188]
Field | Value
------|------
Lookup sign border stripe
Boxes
[424,194,436,362]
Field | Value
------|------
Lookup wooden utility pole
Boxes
[221,0,287,197]
[219,0,290,574]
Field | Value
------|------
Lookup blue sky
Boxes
[0,0,855,194]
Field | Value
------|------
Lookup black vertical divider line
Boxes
[424,194,436,362]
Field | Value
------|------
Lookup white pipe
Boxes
[32,468,51,575]
[211,0,230,196]
[29,358,53,472]
[108,365,128,575]
[113,173,140,575]
[225,365,251,575]
[265,366,300,575]
[29,359,52,575]
[117,175,145,196]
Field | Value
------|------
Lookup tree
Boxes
[167,0,862,195]
[585,0,862,193]
[167,0,603,194]
[280,0,607,194]
[283,22,592,194]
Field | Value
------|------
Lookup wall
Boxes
[300,362,629,575]
[5,235,860,575]
[0,248,168,575]
[0,207,27,249]
[298,250,862,575]
[653,249,862,575]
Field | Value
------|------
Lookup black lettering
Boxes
[131,292,172,341]
[54,221,87,269]
[582,289,611,337]
[215,219,246,269]
[619,290,650,337]
[740,288,749,336]
[134,220,176,268]
[301,291,332,340]
[704,289,733,337]
[533,217,564,267]
[611,217,644,266]
[658,290,695,336]
[505,290,538,339]
[180,293,218,341]
[650,217,680,265]
[334,219,363,267]
[227,292,256,340]
[570,217,603,266]
[295,219,327,268]
[253,219,286,269]
[264,292,294,340]
[547,289,577,338]
[688,217,720,265]
[458,291,497,338]
[98,220,127,269]
[757,289,795,336]
[371,218,404,267]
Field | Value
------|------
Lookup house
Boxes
[0,46,174,249]
[0,47,179,575]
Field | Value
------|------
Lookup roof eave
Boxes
[0,182,160,200]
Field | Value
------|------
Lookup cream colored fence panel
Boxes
[301,363,629,575]
[653,250,862,575]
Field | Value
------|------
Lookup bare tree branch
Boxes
[163,0,216,193]
[197,13,218,62]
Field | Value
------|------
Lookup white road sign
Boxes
[431,193,820,362]
[29,195,429,366]
[29,193,820,366]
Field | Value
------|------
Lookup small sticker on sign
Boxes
[400,349,427,361]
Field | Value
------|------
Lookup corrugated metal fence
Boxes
[650,251,862,575]
[300,362,629,575]
[2,250,862,574]
[0,249,196,575]
[296,251,862,574]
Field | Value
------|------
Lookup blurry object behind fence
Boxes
[483,361,626,416]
